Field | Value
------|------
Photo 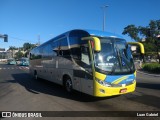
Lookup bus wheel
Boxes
[65,78,72,92]
[34,71,38,80]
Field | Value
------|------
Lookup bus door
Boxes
[79,44,93,95]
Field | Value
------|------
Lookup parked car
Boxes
[7,58,16,65]
[19,57,29,66]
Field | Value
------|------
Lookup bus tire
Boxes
[34,70,38,80]
[64,77,72,93]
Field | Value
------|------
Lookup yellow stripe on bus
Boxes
[111,76,128,84]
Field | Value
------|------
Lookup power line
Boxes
[9,35,35,43]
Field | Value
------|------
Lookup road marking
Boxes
[25,67,29,69]
[0,66,29,70]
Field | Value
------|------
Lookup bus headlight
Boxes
[95,78,111,87]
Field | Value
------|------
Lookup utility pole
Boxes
[101,5,109,31]
[38,34,40,45]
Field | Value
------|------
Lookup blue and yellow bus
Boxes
[29,29,144,97]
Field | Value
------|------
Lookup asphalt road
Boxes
[0,63,160,120]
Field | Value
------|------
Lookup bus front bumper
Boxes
[94,81,136,97]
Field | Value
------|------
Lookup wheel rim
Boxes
[65,79,72,92]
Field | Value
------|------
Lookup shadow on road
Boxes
[128,94,160,109]
[127,82,160,109]
[137,82,160,90]
[4,73,118,102]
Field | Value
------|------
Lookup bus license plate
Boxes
[120,88,127,93]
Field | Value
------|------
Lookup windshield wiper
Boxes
[109,47,121,75]
[110,48,132,74]
[118,51,133,73]
[110,61,118,75]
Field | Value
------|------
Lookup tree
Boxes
[122,19,160,63]
[122,25,140,41]
[8,46,18,50]
[138,20,160,44]
[23,43,32,51]
[139,20,160,63]
[23,43,36,51]
[15,51,24,59]
[23,43,36,57]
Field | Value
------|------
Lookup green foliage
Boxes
[15,51,24,59]
[24,51,29,57]
[143,43,157,52]
[9,46,18,50]
[122,25,140,41]
[122,19,160,43]
[142,63,160,73]
[23,43,33,51]
[123,19,160,63]
[23,43,36,52]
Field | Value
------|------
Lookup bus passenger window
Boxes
[81,46,90,66]
[70,47,81,59]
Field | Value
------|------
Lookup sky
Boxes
[0,0,159,50]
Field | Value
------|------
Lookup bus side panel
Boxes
[72,69,82,92]
[57,56,74,85]
[74,69,93,96]
[81,79,93,96]
[29,59,42,77]
[41,57,58,83]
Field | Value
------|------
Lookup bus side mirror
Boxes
[127,42,145,54]
[81,37,101,52]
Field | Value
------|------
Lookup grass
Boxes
[142,63,160,74]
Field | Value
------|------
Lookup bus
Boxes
[19,57,29,66]
[29,29,144,97]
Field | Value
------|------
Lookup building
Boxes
[0,48,7,61]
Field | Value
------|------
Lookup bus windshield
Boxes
[94,37,135,75]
